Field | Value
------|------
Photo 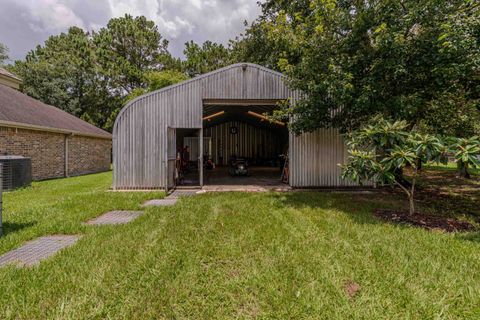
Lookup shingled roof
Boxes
[0,84,111,139]
[0,68,22,82]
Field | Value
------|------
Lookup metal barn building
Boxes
[113,63,355,190]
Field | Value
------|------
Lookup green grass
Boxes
[0,172,479,319]
[424,162,480,176]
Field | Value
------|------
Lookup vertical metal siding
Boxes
[113,63,355,189]
[204,121,283,165]
[289,128,358,187]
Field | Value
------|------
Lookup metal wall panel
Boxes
[204,121,284,165]
[202,67,244,99]
[183,137,212,161]
[169,82,203,128]
[289,128,359,187]
[113,63,356,189]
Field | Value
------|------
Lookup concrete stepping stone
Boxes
[168,190,199,198]
[86,210,143,225]
[143,198,178,207]
[0,235,81,267]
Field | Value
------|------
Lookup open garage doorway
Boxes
[175,128,201,187]
[202,99,289,189]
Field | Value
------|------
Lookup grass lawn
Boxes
[410,164,479,223]
[0,172,479,319]
[424,162,480,176]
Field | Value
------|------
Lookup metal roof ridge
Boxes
[113,63,286,135]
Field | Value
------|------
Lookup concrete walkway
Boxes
[143,198,178,207]
[86,211,143,225]
[142,189,202,207]
[0,235,81,267]
[201,184,291,192]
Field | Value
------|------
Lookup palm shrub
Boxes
[341,117,445,215]
[450,136,480,178]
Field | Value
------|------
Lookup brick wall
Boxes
[0,126,111,180]
[67,135,111,176]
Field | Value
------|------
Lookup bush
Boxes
[341,117,446,215]
[450,136,480,178]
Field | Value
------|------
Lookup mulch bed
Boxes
[374,209,476,233]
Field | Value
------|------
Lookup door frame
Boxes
[166,127,177,192]
[199,128,204,186]
[166,127,203,190]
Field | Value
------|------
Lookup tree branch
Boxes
[410,167,417,197]
[394,179,410,198]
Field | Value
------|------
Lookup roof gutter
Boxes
[0,120,112,140]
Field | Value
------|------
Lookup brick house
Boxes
[0,68,111,180]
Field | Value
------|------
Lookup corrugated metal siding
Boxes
[169,82,203,128]
[113,63,356,189]
[183,137,212,161]
[201,65,291,100]
[289,128,358,187]
[204,121,284,165]
[113,96,167,189]
[202,67,244,99]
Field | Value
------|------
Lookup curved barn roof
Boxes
[113,63,297,189]
[113,63,293,132]
[0,84,111,139]
[112,63,358,190]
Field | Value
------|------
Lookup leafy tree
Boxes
[411,132,449,170]
[246,0,480,135]
[183,41,232,77]
[342,117,446,215]
[230,21,294,70]
[125,70,189,102]
[0,42,9,65]
[10,15,178,131]
[450,136,480,178]
[418,92,480,138]
[94,14,172,95]
[11,27,116,128]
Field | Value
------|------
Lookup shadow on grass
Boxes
[0,221,36,237]
[270,191,396,227]
[412,169,480,220]
[271,191,480,238]
[455,231,480,243]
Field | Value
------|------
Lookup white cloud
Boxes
[0,0,262,60]
[103,0,260,42]
[24,0,86,32]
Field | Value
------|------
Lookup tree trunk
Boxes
[395,167,412,188]
[408,196,415,216]
[394,179,416,216]
[457,161,471,179]
[408,171,417,216]
[416,158,422,171]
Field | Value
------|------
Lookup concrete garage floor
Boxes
[202,166,291,192]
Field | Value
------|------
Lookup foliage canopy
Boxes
[10,15,180,131]
[236,0,480,135]
[0,42,9,65]
[125,70,189,102]
[341,117,448,215]
[183,41,232,77]
[7,1,480,136]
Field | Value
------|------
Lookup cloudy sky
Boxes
[0,0,262,61]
